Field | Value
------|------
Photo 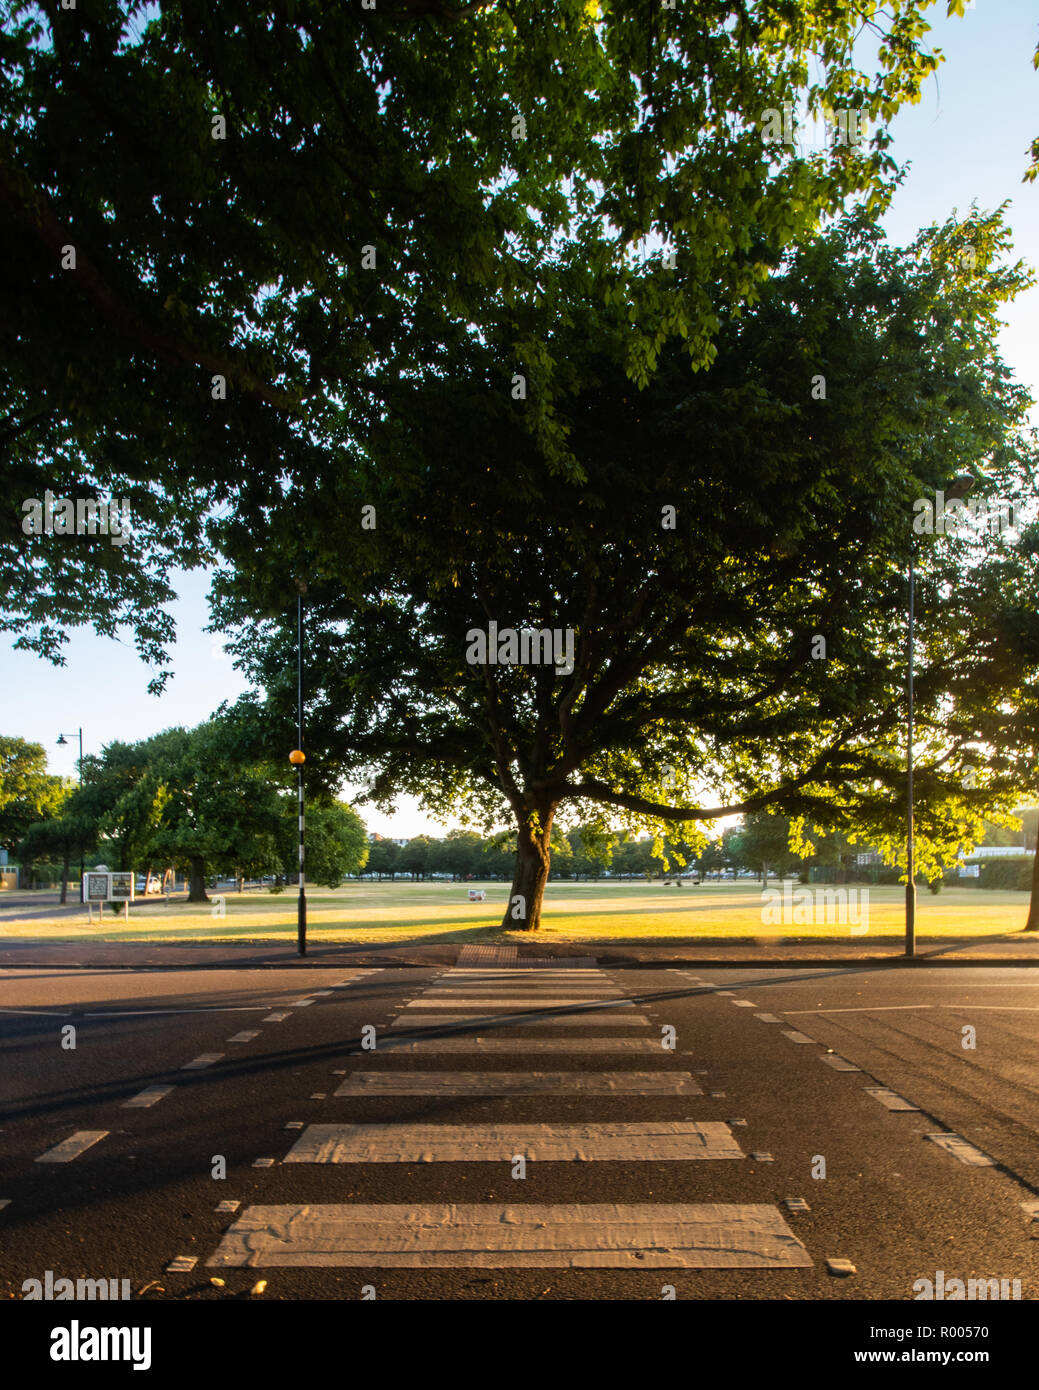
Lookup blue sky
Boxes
[4,0,1037,837]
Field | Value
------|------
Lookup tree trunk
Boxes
[59,846,70,905]
[187,856,209,903]
[1026,835,1039,930]
[761,862,768,890]
[501,802,555,931]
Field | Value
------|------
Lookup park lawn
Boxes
[0,879,1031,944]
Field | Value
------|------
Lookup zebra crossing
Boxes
[205,962,813,1273]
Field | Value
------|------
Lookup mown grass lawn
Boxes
[0,878,1031,944]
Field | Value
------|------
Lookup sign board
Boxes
[83,872,135,903]
[958,864,980,879]
[467,889,486,901]
[0,849,7,866]
[110,872,133,900]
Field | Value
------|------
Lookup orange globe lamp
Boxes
[289,749,305,766]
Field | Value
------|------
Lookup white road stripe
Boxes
[404,998,635,1009]
[754,1014,784,1023]
[36,1131,108,1163]
[81,1007,274,1016]
[819,1055,860,1071]
[182,1053,223,1069]
[927,1133,995,1166]
[333,1072,704,1097]
[284,1121,745,1163]
[350,1037,672,1054]
[865,1088,920,1112]
[228,1031,260,1042]
[206,1203,813,1269]
[392,1014,651,1028]
[781,1031,815,1044]
[263,1012,291,1022]
[123,1085,175,1108]
[928,1005,1039,1012]
[782,1005,933,1015]
[0,1008,73,1016]
[424,983,622,992]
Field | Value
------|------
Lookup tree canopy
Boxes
[3,0,949,683]
[214,208,1039,927]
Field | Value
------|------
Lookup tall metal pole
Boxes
[297,590,306,957]
[906,550,916,958]
[77,728,84,889]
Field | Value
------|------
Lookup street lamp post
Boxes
[906,552,916,957]
[56,728,84,892]
[290,586,307,957]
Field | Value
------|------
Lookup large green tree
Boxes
[287,800,368,888]
[214,210,1039,930]
[0,734,64,850]
[3,0,950,682]
[18,805,96,902]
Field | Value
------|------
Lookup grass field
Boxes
[0,879,1032,945]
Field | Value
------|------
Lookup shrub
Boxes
[978,858,1032,891]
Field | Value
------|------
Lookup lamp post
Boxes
[56,728,84,892]
[290,585,306,956]
[905,474,975,958]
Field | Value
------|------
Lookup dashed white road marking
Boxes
[166,1255,198,1273]
[754,1014,784,1024]
[206,1203,813,1269]
[181,1053,223,1069]
[263,1012,291,1022]
[228,1030,260,1043]
[215,1200,240,1214]
[289,999,315,1007]
[123,1085,175,1108]
[926,1133,995,1166]
[36,1131,108,1163]
[865,1088,920,1112]
[732,1000,756,1007]
[252,1157,276,1168]
[349,1037,673,1054]
[334,1072,704,1097]
[781,1030,815,1044]
[819,1054,860,1071]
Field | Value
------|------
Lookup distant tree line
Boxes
[367,809,1038,890]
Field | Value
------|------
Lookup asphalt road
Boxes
[0,963,1036,1302]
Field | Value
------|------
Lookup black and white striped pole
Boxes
[290,587,306,957]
